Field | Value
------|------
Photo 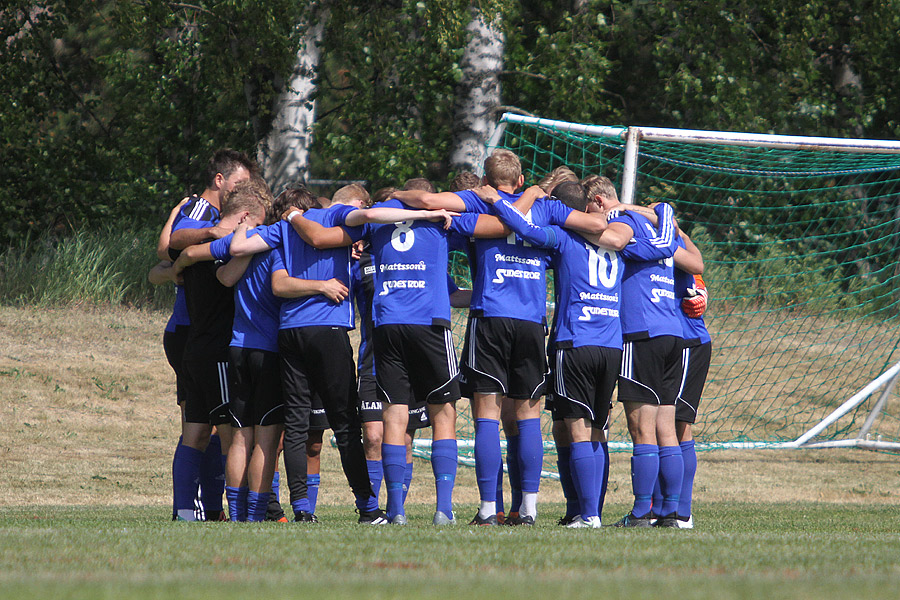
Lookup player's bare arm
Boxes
[148,260,179,285]
[580,221,633,251]
[172,241,215,274]
[674,231,704,275]
[343,207,459,229]
[168,222,231,251]
[391,189,468,211]
[271,269,349,303]
[229,220,273,257]
[283,209,353,249]
[157,197,190,260]
[216,254,253,287]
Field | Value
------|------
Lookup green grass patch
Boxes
[1,503,898,599]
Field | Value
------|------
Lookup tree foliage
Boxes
[3,0,900,244]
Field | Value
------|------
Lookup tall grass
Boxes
[0,226,173,309]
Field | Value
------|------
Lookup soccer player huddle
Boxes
[150,146,711,529]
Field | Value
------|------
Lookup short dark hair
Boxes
[552,181,588,212]
[449,171,480,192]
[402,178,435,193]
[271,185,317,225]
[203,149,257,188]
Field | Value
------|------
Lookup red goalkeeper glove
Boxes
[681,275,708,318]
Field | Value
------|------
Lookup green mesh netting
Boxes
[430,117,900,472]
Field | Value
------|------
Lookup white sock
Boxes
[478,501,495,519]
[521,492,538,518]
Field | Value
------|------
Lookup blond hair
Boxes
[538,166,578,194]
[483,149,522,188]
[332,183,370,206]
[582,174,619,203]
[221,178,272,219]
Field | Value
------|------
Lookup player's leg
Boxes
[359,375,384,505]
[277,328,313,521]
[224,346,257,522]
[306,327,376,517]
[382,403,411,523]
[500,404,521,523]
[673,340,710,528]
[306,427,324,517]
[507,319,549,525]
[552,418,579,525]
[410,324,461,525]
[472,391,502,524]
[654,337,687,527]
[247,423,283,522]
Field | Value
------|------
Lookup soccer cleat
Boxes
[205,510,229,522]
[653,512,679,528]
[503,512,523,526]
[357,508,389,525]
[276,516,289,523]
[566,516,602,529]
[612,512,653,528]
[468,512,498,526]
[389,514,408,525]
[294,511,319,523]
[432,511,456,526]
[517,515,535,526]
[557,514,580,526]
[496,511,506,525]
[676,515,694,529]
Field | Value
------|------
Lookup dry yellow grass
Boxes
[1,305,897,511]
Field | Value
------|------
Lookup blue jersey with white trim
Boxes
[171,195,219,237]
[609,207,681,340]
[356,199,454,328]
[453,190,572,323]
[272,205,363,330]
[674,237,711,344]
[210,229,282,352]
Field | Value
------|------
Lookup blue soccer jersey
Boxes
[452,190,572,324]
[171,195,220,237]
[165,284,190,332]
[354,199,454,328]
[674,237,711,345]
[210,230,282,353]
[608,207,681,340]
[272,205,363,330]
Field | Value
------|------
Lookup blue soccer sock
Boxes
[570,441,598,519]
[506,433,522,513]
[431,439,457,517]
[495,458,505,515]
[517,419,543,517]
[247,491,271,522]
[382,444,407,519]
[658,444,684,516]
[402,461,414,504]
[225,486,249,522]
[173,443,204,520]
[367,459,383,503]
[171,436,183,519]
[556,445,580,518]
[597,441,610,521]
[290,497,311,518]
[306,473,320,514]
[652,478,663,513]
[631,444,659,518]
[271,470,281,500]
[199,434,225,514]
[678,439,697,518]
[474,419,501,515]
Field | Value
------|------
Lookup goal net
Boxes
[433,114,900,471]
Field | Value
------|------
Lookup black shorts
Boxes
[459,316,547,399]
[227,346,285,427]
[618,335,684,406]
[358,370,382,422]
[550,345,621,427]
[374,324,460,406]
[182,352,232,425]
[163,326,190,405]
[676,341,712,424]
[309,391,330,431]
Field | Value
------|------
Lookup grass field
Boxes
[2,305,900,598]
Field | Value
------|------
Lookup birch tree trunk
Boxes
[450,7,504,173]
[258,11,328,193]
